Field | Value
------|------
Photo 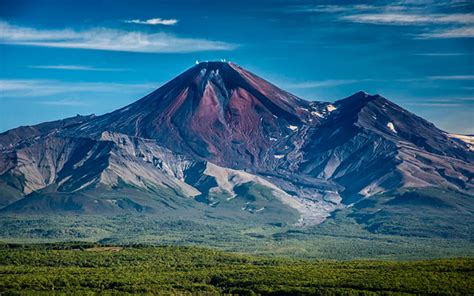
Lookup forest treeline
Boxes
[0,243,473,294]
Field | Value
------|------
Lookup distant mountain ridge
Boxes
[0,61,473,235]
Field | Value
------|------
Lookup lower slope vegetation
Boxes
[0,244,472,295]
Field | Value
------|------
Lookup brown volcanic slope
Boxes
[71,61,328,169]
[0,61,473,229]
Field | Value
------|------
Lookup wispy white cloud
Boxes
[28,65,127,71]
[290,4,380,13]
[38,99,89,106]
[409,97,474,102]
[284,79,379,89]
[340,11,474,39]
[341,13,474,25]
[124,18,178,26]
[285,79,362,89]
[452,97,474,101]
[282,75,474,90]
[404,102,464,107]
[289,3,415,14]
[428,75,474,80]
[0,79,158,97]
[0,21,235,53]
[287,2,474,40]
[413,52,470,56]
[417,26,474,38]
[404,96,474,107]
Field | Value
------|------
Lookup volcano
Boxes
[0,61,473,235]
[70,61,323,169]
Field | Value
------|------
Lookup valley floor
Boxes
[0,243,473,295]
[1,214,473,260]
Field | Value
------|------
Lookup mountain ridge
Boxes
[0,61,472,233]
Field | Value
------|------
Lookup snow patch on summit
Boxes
[387,122,397,134]
[287,125,298,131]
[311,111,324,118]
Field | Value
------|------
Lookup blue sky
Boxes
[0,0,473,133]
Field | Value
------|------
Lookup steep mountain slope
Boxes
[294,92,473,202]
[69,62,327,170]
[0,61,472,235]
[0,115,94,151]
[0,129,302,225]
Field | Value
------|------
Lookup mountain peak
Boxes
[191,60,234,77]
[74,60,314,168]
[194,60,231,69]
[335,91,378,105]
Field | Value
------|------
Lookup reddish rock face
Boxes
[77,62,321,169]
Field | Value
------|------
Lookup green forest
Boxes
[0,243,473,295]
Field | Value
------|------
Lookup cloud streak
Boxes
[340,13,474,25]
[289,4,380,13]
[404,102,464,107]
[413,52,470,56]
[285,79,362,89]
[0,21,235,53]
[428,75,474,80]
[124,18,178,25]
[403,96,474,107]
[282,75,474,90]
[0,79,159,97]
[38,99,89,106]
[340,11,474,39]
[417,26,474,38]
[28,65,127,71]
[294,2,474,40]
